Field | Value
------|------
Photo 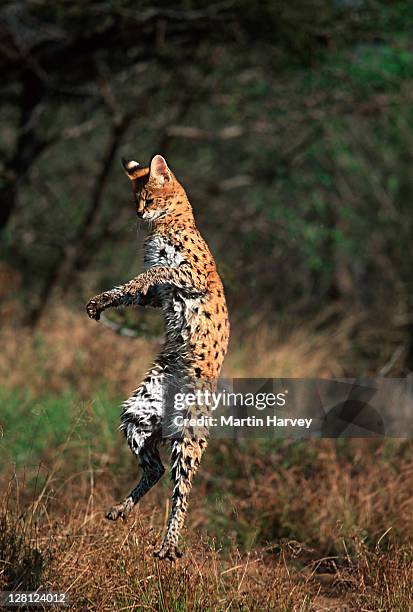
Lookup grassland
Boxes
[1,306,413,610]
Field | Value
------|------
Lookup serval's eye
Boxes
[145,198,154,207]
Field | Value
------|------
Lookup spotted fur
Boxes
[86,154,229,560]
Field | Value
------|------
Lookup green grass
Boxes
[0,386,122,470]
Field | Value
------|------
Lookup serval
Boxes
[86,154,229,560]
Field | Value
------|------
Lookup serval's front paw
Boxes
[86,298,102,321]
[106,499,134,522]
[153,542,183,561]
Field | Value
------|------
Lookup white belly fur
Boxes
[144,235,200,340]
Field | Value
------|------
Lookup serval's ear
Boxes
[121,157,149,180]
[149,154,171,186]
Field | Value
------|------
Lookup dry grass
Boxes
[1,302,412,609]
[0,302,359,399]
[226,322,345,378]
[1,439,413,611]
[204,439,413,552]
[0,306,155,399]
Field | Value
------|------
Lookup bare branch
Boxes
[166,125,244,140]
[378,345,405,377]
[27,112,132,325]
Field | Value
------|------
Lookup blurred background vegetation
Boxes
[1,0,413,375]
[1,2,413,607]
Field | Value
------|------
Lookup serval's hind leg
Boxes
[107,371,165,522]
[106,435,165,522]
[154,436,207,560]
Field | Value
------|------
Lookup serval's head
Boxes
[122,154,191,223]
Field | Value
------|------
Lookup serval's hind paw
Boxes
[106,498,134,522]
[153,542,183,561]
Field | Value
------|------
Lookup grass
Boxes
[0,486,50,593]
[1,437,413,610]
[0,387,121,470]
[1,305,413,609]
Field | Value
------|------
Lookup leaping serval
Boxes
[86,154,229,560]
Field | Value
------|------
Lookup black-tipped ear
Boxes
[122,157,139,178]
[149,154,170,185]
[121,157,144,180]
